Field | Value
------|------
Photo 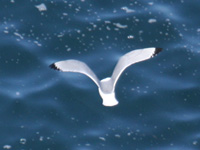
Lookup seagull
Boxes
[50,47,162,107]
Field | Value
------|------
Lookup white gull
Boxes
[50,47,162,107]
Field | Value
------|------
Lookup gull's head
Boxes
[98,87,119,107]
[100,77,111,82]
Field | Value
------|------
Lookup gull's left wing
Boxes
[50,60,100,87]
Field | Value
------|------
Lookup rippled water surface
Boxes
[1,0,200,149]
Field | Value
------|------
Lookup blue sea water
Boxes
[1,0,200,149]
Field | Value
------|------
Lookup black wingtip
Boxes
[49,63,60,71]
[153,48,162,56]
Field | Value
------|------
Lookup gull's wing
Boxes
[111,47,162,88]
[50,60,100,87]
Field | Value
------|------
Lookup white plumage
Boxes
[50,47,162,107]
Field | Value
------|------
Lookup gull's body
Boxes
[50,47,162,106]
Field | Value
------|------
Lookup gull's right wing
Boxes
[50,60,100,87]
[111,47,162,88]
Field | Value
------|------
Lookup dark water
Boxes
[1,0,200,149]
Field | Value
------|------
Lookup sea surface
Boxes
[1,0,200,150]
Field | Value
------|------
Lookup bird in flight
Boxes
[50,47,162,107]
